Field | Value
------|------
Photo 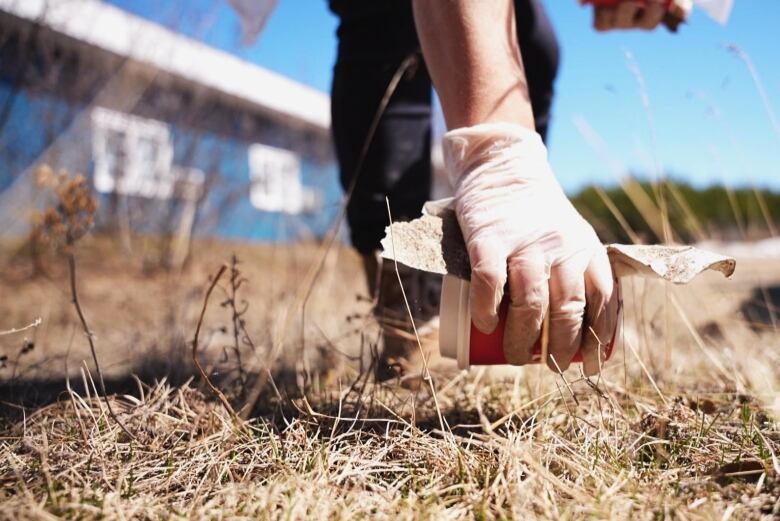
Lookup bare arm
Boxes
[412,0,534,131]
[411,1,618,375]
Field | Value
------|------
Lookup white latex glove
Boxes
[592,0,692,31]
[443,123,619,375]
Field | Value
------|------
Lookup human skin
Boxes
[412,0,618,372]
[411,0,536,132]
[410,0,670,134]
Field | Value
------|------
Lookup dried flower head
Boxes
[32,169,98,250]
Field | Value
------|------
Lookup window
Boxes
[91,107,174,199]
[248,143,315,214]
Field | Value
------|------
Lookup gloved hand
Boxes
[443,123,619,376]
[590,0,692,31]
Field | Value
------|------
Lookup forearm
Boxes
[412,0,535,131]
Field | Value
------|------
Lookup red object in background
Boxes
[583,0,673,8]
[469,295,619,366]
[581,0,686,32]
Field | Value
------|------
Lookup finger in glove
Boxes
[546,255,589,373]
[467,238,508,335]
[580,247,619,376]
[503,250,550,365]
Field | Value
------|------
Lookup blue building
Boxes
[0,0,342,251]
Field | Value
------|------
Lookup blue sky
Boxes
[110,0,780,193]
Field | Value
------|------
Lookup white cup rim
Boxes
[439,274,471,370]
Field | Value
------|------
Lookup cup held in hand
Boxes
[439,274,621,370]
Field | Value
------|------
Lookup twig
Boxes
[223,254,253,396]
[549,354,580,407]
[385,197,449,437]
[669,293,733,384]
[0,317,41,337]
[242,53,420,414]
[624,335,668,407]
[191,263,244,426]
[67,251,135,440]
[753,422,780,476]
[298,53,421,376]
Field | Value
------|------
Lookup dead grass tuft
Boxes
[1,367,778,519]
[1,238,779,519]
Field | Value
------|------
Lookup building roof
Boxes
[0,0,331,131]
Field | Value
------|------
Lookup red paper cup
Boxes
[439,275,621,370]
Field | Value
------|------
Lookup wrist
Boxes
[441,93,536,131]
[442,122,551,187]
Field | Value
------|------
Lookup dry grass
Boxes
[0,370,778,519]
[1,238,779,519]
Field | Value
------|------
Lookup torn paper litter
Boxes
[380,200,735,284]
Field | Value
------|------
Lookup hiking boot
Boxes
[362,251,442,382]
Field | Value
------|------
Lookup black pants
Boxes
[330,0,560,254]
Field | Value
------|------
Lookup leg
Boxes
[329,0,433,254]
[330,1,440,380]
